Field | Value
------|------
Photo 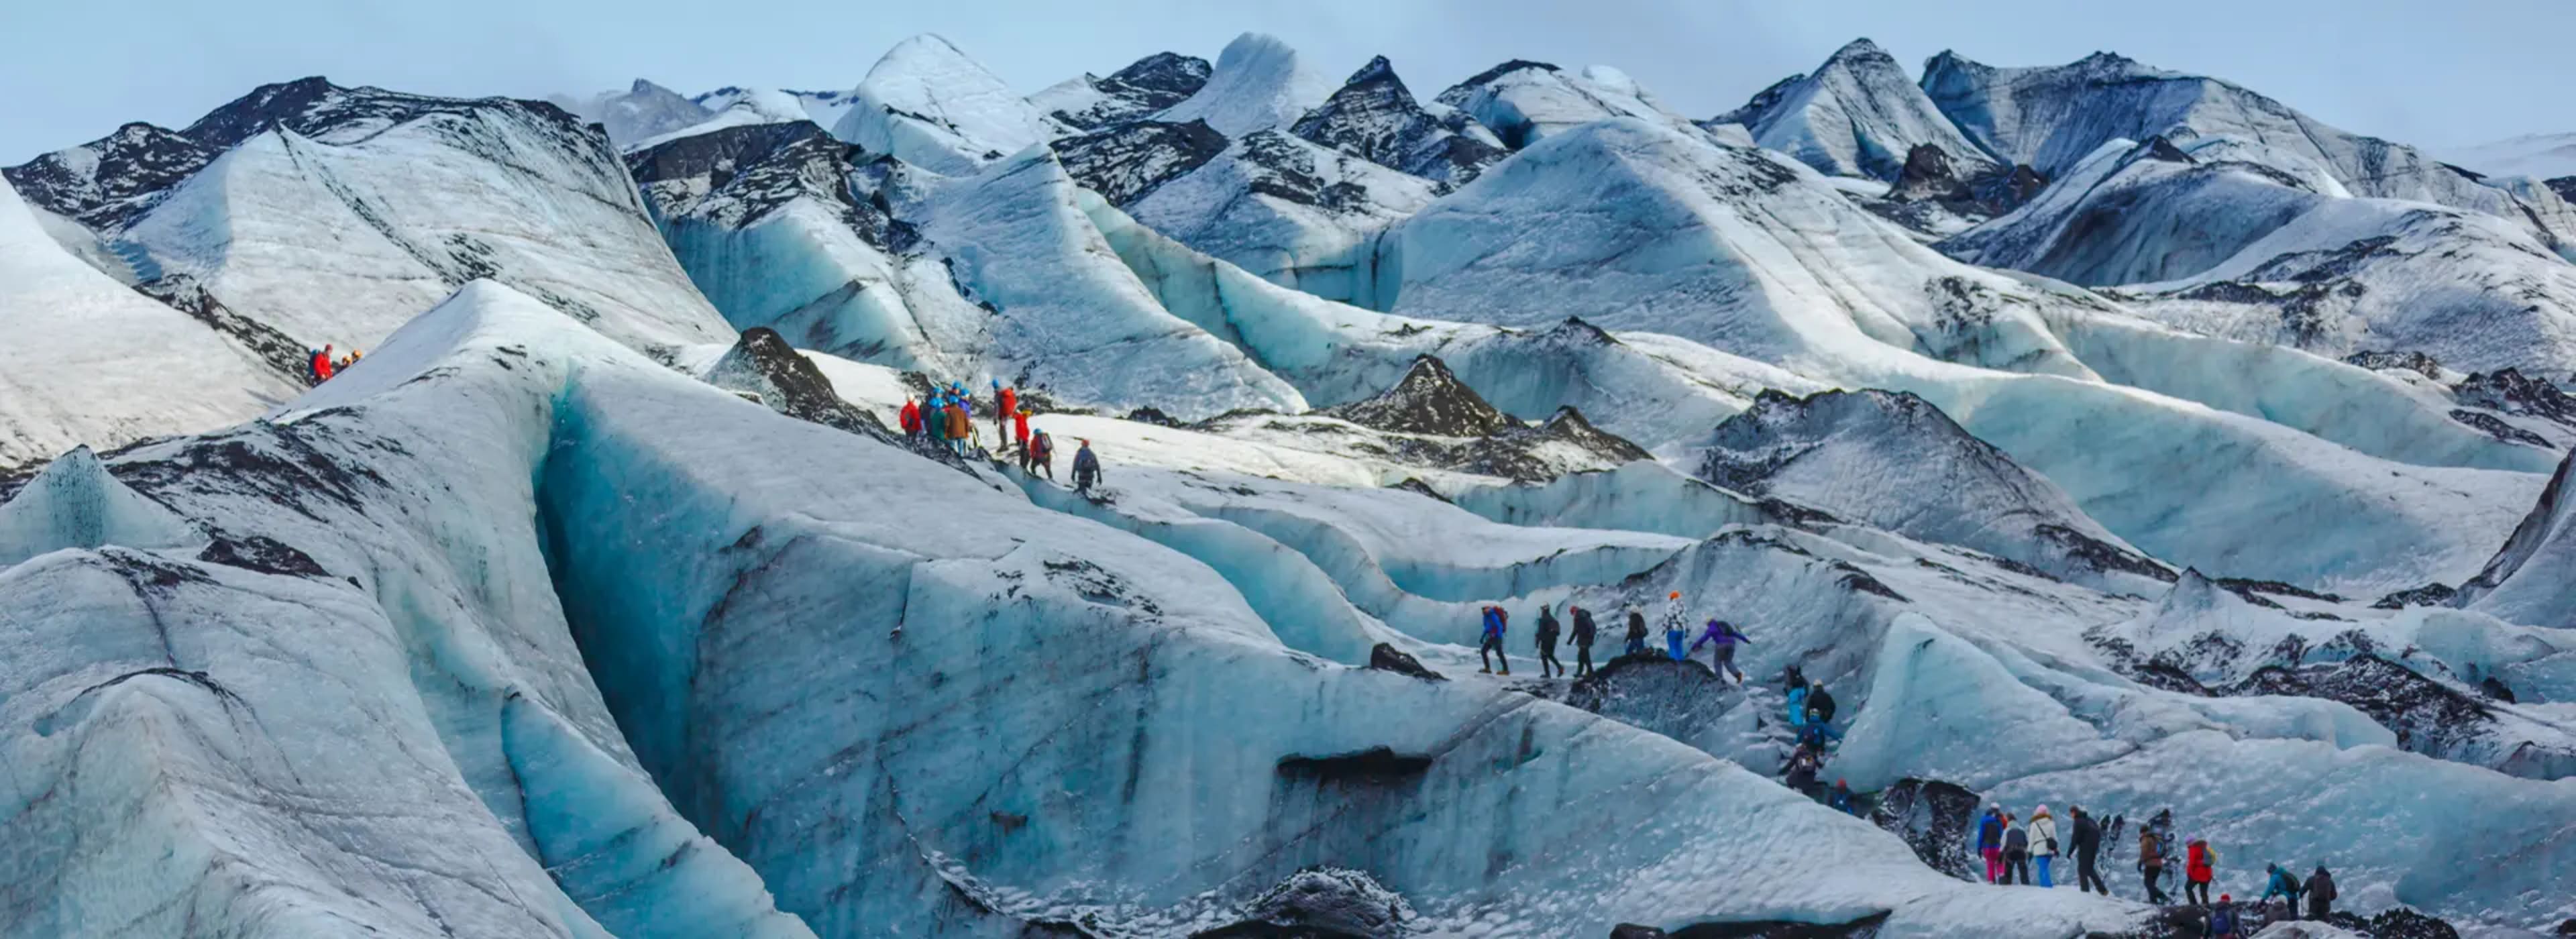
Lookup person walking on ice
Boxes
[1072,439,1103,494]
[1534,604,1564,678]
[1623,605,1648,657]
[1688,618,1752,683]
[2029,806,2059,887]
[1569,604,1597,677]
[1477,605,1510,675]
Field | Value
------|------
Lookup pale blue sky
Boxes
[7,0,2572,164]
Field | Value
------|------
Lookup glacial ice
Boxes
[830,34,1051,176]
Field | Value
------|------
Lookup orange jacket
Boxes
[946,406,971,438]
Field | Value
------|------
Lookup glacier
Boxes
[7,23,2576,939]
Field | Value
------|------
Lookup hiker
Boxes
[1978,806,2007,883]
[900,398,922,437]
[1687,618,1752,683]
[2072,806,2106,895]
[309,345,335,384]
[1828,779,1858,816]
[1786,679,1811,729]
[2303,867,2334,921]
[1658,592,1688,661]
[2184,838,2216,905]
[2206,897,2243,939]
[2138,827,2170,904]
[1072,439,1103,494]
[1478,605,1510,675]
[1793,714,1841,752]
[1029,430,1056,480]
[1569,605,1598,677]
[2259,864,2302,919]
[947,399,974,455]
[1534,604,1564,678]
[1782,747,1821,799]
[1803,683,1837,726]
[1012,407,1032,463]
[2029,806,2059,887]
[1623,606,1648,656]
[925,396,946,445]
[2001,814,2031,885]
[994,380,1017,441]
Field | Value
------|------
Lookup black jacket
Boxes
[1536,608,1560,643]
[1570,608,1597,645]
[2072,814,2101,854]
[1625,610,1647,640]
[2304,870,2334,903]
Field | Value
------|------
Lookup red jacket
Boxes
[1013,411,1030,442]
[899,401,920,433]
[998,386,1017,418]
[311,351,335,381]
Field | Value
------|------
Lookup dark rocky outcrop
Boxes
[704,327,892,439]
[2344,349,2444,380]
[1044,52,1213,132]
[1051,119,1230,205]
[2456,367,2576,432]
[2370,583,2456,610]
[1365,643,1445,681]
[1275,747,1434,783]
[1291,56,1505,186]
[1868,779,1982,881]
[1195,867,1411,938]
[1560,653,1730,748]
[1326,356,1520,437]
[627,121,904,244]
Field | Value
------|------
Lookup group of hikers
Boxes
[1977,805,2339,933]
[897,380,1101,494]
[305,344,362,384]
[1473,592,1857,816]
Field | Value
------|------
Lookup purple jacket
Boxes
[1690,620,1749,650]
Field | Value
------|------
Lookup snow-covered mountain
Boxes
[829,34,1052,176]
[11,27,2576,939]
[5,77,732,353]
[1919,50,2576,250]
[548,78,712,146]
[1725,38,2000,184]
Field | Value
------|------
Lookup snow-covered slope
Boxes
[828,34,1051,176]
[1433,59,1718,150]
[630,120,1301,419]
[1920,50,2576,248]
[1729,38,2000,183]
[1154,32,1337,137]
[1702,388,2171,591]
[549,79,713,147]
[7,78,732,353]
[2457,449,2576,628]
[1123,127,1438,302]
[0,180,301,470]
[2444,131,2576,182]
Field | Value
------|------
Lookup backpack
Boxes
[1805,687,1837,724]
[2208,908,2237,934]
[1032,433,1053,460]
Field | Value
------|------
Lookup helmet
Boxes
[1667,591,1680,600]
[2220,894,2231,903]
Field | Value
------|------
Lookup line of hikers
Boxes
[896,380,1100,493]
[1475,591,1759,684]
[305,344,362,385]
[1976,805,2338,932]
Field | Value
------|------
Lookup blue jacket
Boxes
[1786,686,1810,726]
[1481,607,1507,641]
[2261,867,2301,901]
[1978,812,2004,849]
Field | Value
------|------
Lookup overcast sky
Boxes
[8,0,2573,164]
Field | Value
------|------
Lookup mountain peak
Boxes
[1325,355,1516,437]
[1157,32,1335,136]
[1827,38,1894,65]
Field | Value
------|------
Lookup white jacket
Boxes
[2029,814,2059,857]
[1658,598,1690,636]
